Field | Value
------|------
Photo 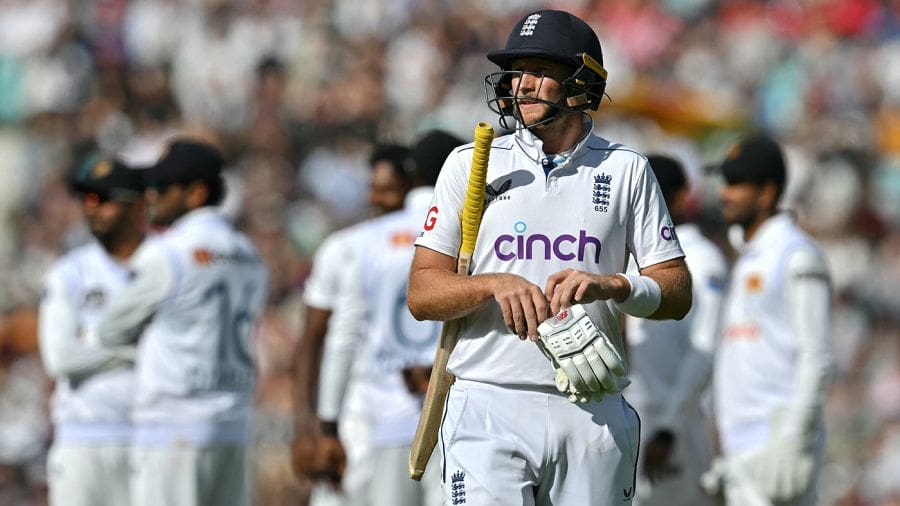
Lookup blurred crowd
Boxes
[0,0,898,505]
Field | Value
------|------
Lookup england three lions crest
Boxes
[593,173,611,213]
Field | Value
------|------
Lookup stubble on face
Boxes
[719,183,761,229]
[148,186,187,227]
[509,57,571,128]
[369,162,407,215]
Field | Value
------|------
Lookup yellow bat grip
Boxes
[460,122,493,257]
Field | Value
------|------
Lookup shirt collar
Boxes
[513,115,594,169]
[171,206,226,229]
[743,212,795,252]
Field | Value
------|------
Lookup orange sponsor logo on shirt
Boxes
[745,273,763,293]
[390,231,417,247]
[193,249,214,264]
[723,324,760,342]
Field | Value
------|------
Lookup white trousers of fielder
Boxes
[48,443,131,506]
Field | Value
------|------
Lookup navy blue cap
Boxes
[70,156,145,202]
[145,139,224,189]
[646,154,687,203]
[719,134,786,190]
[408,130,466,186]
[487,10,605,73]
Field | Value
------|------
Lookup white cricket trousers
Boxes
[309,403,372,506]
[364,445,442,506]
[440,379,641,505]
[48,443,130,506]
[632,407,712,506]
[130,445,249,506]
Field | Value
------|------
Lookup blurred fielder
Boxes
[625,155,727,506]
[96,139,269,506]
[39,156,146,506]
[316,130,464,506]
[291,143,412,506]
[703,134,834,506]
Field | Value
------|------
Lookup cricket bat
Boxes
[409,122,493,480]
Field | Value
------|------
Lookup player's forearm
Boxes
[407,267,498,321]
[97,250,171,346]
[292,306,330,418]
[645,260,692,320]
[316,288,366,421]
[39,281,132,378]
[316,322,357,422]
[659,349,713,427]
[783,253,834,435]
[659,273,723,421]
[40,324,133,378]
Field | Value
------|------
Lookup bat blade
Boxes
[409,122,493,480]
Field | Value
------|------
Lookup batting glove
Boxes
[538,304,629,402]
[742,436,814,501]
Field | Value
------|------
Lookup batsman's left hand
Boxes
[537,304,629,402]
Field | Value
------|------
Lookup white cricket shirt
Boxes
[415,125,684,387]
[626,224,727,427]
[39,242,136,443]
[317,188,441,447]
[305,222,372,423]
[303,223,369,311]
[714,213,833,454]
[98,208,269,447]
[357,188,441,446]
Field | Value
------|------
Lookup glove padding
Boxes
[538,305,629,403]
[742,437,814,501]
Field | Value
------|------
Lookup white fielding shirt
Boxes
[97,208,269,447]
[318,188,441,447]
[414,126,684,387]
[626,223,727,429]
[305,222,372,423]
[39,242,136,443]
[714,213,834,454]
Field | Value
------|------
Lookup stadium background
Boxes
[0,0,898,504]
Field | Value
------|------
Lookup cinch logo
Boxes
[494,221,602,263]
[660,225,677,241]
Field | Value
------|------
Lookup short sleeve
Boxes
[626,158,685,268]
[413,148,468,258]
[303,230,356,310]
